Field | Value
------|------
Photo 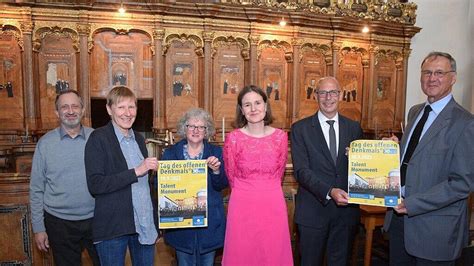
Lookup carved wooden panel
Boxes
[297,46,327,120]
[0,205,32,265]
[0,31,24,130]
[371,51,400,133]
[258,46,288,128]
[337,48,365,122]
[0,175,52,266]
[38,34,77,129]
[165,40,199,127]
[212,41,245,127]
[90,31,153,99]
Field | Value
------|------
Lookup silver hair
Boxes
[421,51,457,72]
[315,76,341,91]
[176,108,216,139]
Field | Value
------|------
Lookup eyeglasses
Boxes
[186,125,207,132]
[316,90,340,98]
[421,70,455,78]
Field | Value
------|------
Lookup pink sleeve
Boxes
[277,130,288,181]
[223,131,236,188]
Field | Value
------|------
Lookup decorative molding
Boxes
[0,205,32,265]
[374,49,403,69]
[0,26,24,50]
[212,35,250,60]
[257,39,292,62]
[163,33,204,57]
[338,46,368,66]
[33,25,79,52]
[300,43,331,64]
[88,24,154,53]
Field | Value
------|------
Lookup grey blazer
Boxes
[384,98,474,261]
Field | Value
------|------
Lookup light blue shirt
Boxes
[401,93,452,196]
[113,124,158,245]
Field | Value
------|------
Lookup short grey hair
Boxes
[176,108,216,139]
[421,51,457,72]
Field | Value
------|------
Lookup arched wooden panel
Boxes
[37,33,77,129]
[164,40,200,127]
[90,30,153,99]
[297,44,329,120]
[258,42,290,128]
[212,37,247,128]
[0,29,24,130]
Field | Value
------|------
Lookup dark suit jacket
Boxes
[291,112,363,228]
[85,121,157,242]
[384,98,474,260]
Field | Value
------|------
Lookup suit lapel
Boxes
[411,99,454,158]
[312,114,334,165]
[400,104,424,153]
[337,117,349,165]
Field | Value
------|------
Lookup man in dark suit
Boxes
[291,76,363,265]
[383,51,473,266]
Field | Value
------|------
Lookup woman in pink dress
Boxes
[222,85,293,265]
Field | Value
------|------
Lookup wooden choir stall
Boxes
[0,0,420,265]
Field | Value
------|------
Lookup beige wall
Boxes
[406,0,473,116]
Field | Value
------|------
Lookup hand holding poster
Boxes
[158,160,208,229]
[348,140,401,207]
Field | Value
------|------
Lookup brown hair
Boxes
[106,86,137,107]
[234,85,273,128]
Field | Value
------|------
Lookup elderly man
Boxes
[384,51,474,266]
[30,90,99,266]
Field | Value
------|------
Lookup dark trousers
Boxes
[44,211,100,266]
[389,214,455,266]
[298,220,357,266]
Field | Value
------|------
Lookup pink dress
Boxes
[222,128,293,266]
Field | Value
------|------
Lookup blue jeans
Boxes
[176,250,216,266]
[95,234,155,266]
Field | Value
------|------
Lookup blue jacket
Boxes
[161,139,228,254]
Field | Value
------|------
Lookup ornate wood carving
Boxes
[164,39,200,127]
[212,36,247,127]
[297,43,330,120]
[370,49,403,135]
[258,40,290,128]
[337,46,368,122]
[37,31,77,129]
[0,27,24,130]
[33,26,79,52]
[90,31,153,99]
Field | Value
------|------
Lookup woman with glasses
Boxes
[161,108,228,266]
[222,85,293,265]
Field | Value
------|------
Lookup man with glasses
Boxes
[291,76,363,265]
[383,51,473,265]
[29,90,99,266]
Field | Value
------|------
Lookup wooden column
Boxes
[331,41,341,77]
[202,30,214,112]
[77,23,91,127]
[153,29,165,129]
[20,21,37,130]
[362,44,375,130]
[398,48,411,128]
[249,34,259,85]
[291,38,301,124]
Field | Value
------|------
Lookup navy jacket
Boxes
[85,121,157,241]
[161,139,228,254]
